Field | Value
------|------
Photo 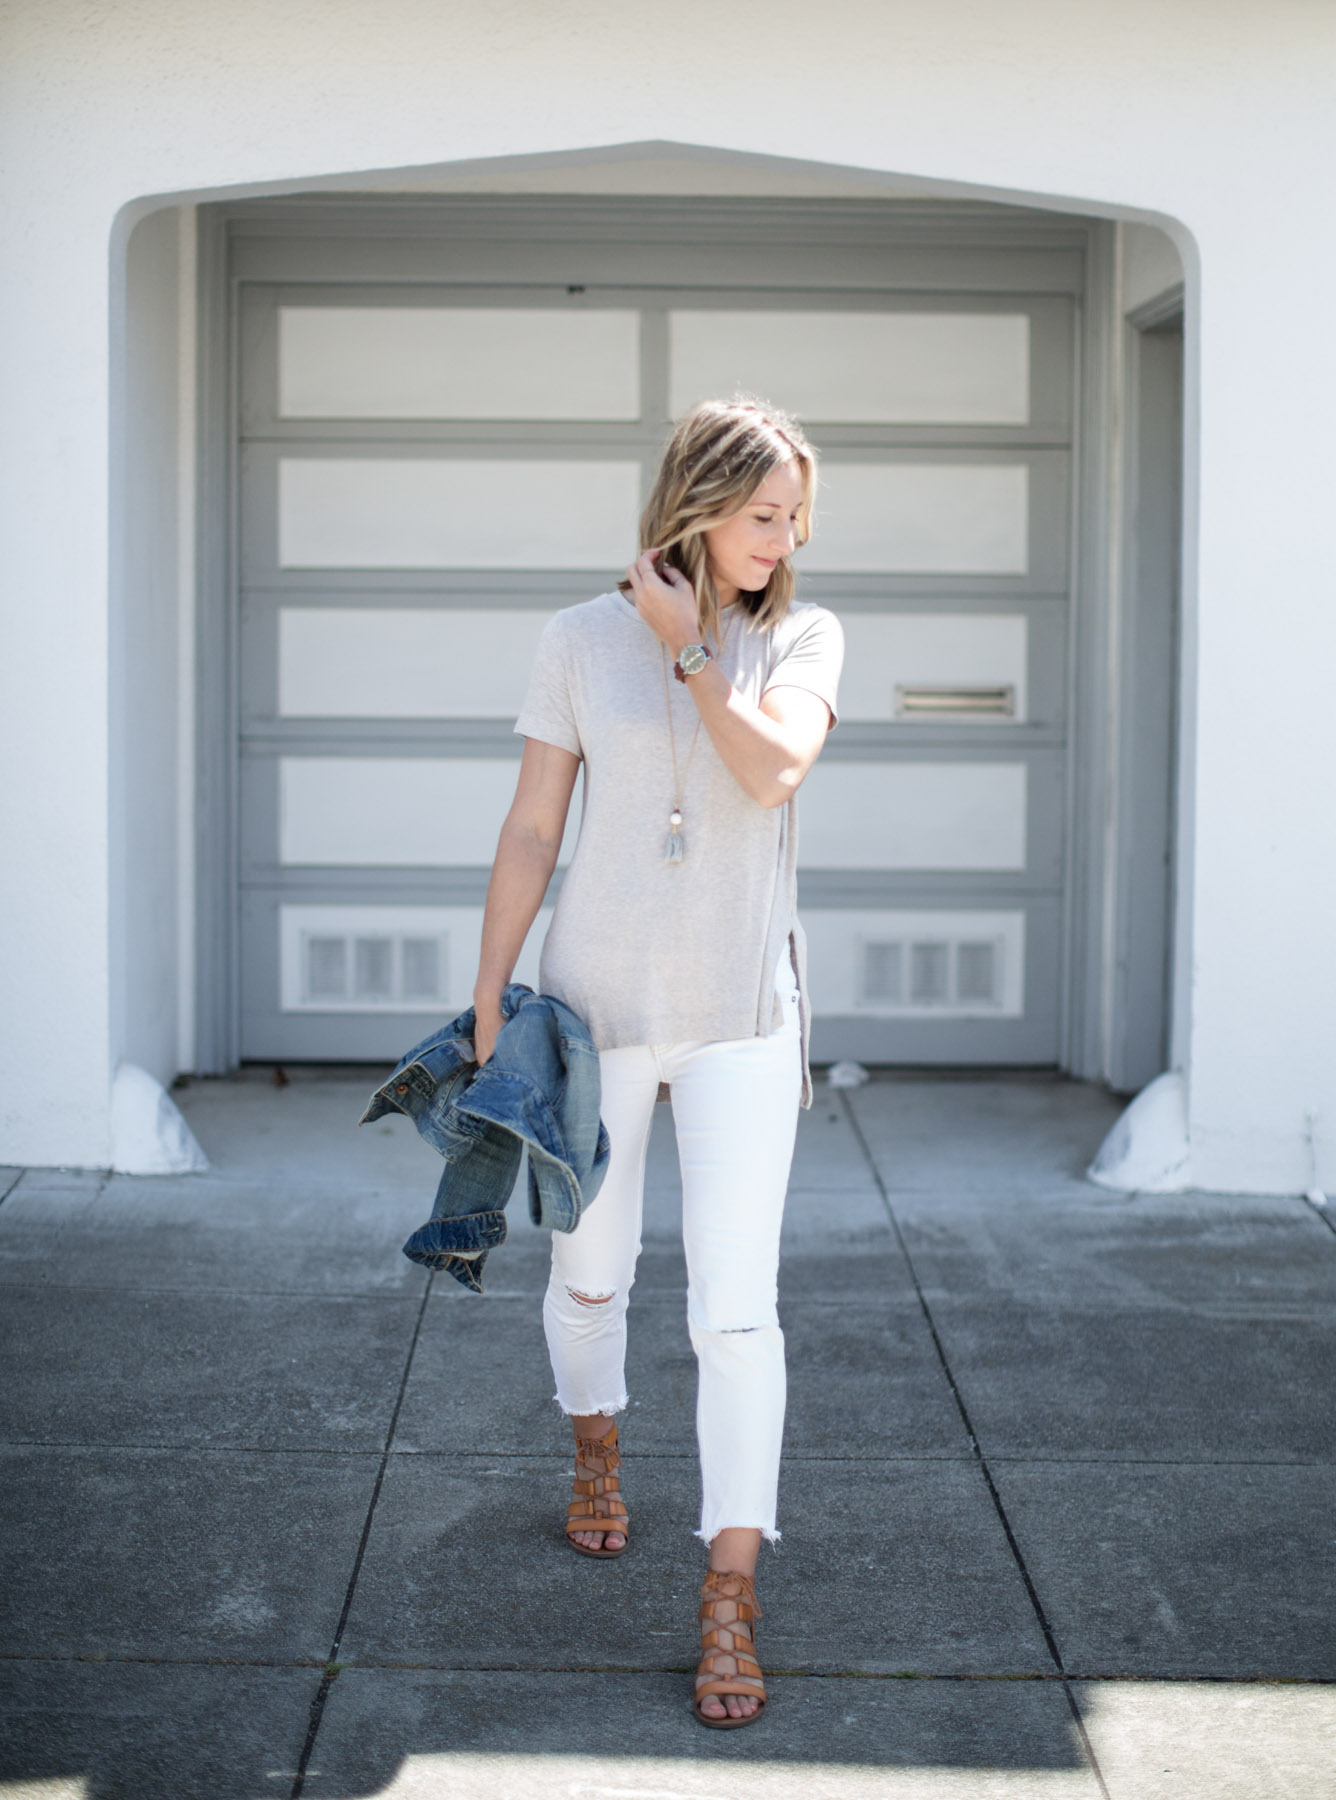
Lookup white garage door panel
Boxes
[799,764,1027,870]
[277,458,641,569]
[279,608,556,717]
[279,904,552,1014]
[279,758,578,866]
[670,311,1030,424]
[279,307,641,420]
[837,614,1028,722]
[803,464,1029,574]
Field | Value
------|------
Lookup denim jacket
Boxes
[359,983,610,1294]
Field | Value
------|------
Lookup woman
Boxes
[472,398,842,1728]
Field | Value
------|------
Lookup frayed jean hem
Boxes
[695,1525,782,1548]
[553,1392,629,1418]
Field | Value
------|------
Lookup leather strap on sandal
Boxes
[695,1569,766,1725]
[565,1424,629,1553]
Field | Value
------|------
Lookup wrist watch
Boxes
[673,642,712,682]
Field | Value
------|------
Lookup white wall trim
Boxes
[193,204,240,1073]
[176,204,199,1071]
[1059,219,1119,1080]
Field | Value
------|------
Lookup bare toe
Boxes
[568,1425,628,1555]
[696,1569,764,1726]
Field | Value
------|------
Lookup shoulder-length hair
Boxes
[621,397,817,646]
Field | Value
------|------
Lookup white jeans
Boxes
[543,964,802,1545]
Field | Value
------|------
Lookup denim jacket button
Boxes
[395,1083,408,1095]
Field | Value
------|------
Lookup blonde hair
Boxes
[622,397,817,646]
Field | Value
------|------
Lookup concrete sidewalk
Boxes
[2,1071,1334,1799]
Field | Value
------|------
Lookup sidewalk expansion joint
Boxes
[4,1648,1331,1685]
[387,1448,977,1464]
[0,1169,112,1210]
[0,1440,392,1457]
[837,1093,1113,1800]
[0,1278,427,1301]
[320,1660,1071,1680]
[982,1452,1336,1468]
[291,1271,435,1800]
[0,1651,330,1669]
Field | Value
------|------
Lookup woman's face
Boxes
[702,460,804,602]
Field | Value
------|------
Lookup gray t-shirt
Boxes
[513,590,844,1107]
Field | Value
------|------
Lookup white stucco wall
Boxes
[1,0,1333,1187]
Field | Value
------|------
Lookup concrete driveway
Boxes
[2,1070,1334,1798]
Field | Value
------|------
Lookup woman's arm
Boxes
[472,737,582,1064]
[624,554,833,808]
[677,669,832,810]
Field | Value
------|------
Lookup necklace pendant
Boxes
[665,809,684,865]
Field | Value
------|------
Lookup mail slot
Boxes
[895,684,1016,718]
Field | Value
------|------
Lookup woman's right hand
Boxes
[625,549,699,656]
[472,993,505,1066]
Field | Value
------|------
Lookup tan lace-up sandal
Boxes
[564,1423,629,1558]
[694,1569,766,1728]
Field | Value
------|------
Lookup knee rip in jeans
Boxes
[567,1287,615,1308]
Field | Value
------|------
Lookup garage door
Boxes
[231,200,1079,1065]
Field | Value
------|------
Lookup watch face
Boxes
[679,643,709,675]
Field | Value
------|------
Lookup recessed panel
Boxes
[278,307,641,420]
[279,904,552,1013]
[279,758,580,866]
[803,909,1026,1017]
[837,614,1028,723]
[670,310,1030,423]
[277,459,640,569]
[798,763,1027,870]
[279,608,556,718]
[802,463,1029,574]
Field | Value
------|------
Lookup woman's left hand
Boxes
[625,551,699,656]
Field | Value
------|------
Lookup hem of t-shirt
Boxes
[577,1007,791,1053]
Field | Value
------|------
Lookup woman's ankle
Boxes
[706,1525,762,1581]
[572,1412,615,1442]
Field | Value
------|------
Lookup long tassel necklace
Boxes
[660,606,736,865]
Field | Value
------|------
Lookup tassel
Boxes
[665,809,684,864]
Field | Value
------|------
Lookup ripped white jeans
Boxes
[543,963,802,1546]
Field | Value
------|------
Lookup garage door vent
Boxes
[301,931,448,1009]
[894,683,1016,718]
[860,936,1003,1010]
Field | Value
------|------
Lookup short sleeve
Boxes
[513,612,583,757]
[762,605,844,728]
